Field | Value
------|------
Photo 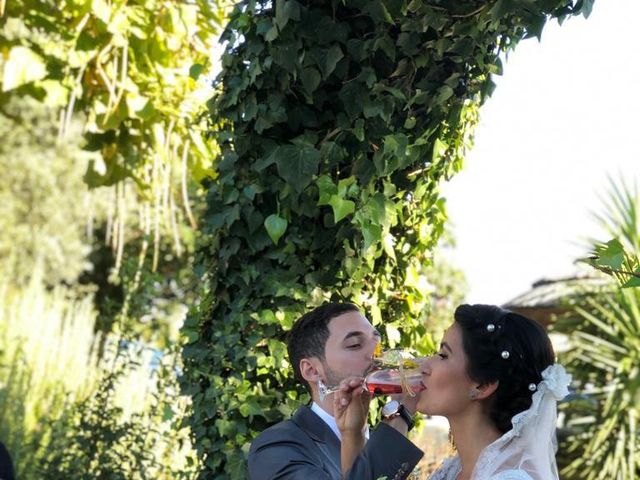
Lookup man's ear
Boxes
[476,380,499,400]
[299,358,323,384]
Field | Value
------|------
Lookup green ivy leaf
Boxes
[437,85,454,104]
[353,118,365,141]
[317,175,337,206]
[275,145,320,192]
[323,44,344,78]
[361,222,382,250]
[432,138,448,163]
[328,195,355,222]
[275,0,301,31]
[264,214,288,244]
[300,67,321,95]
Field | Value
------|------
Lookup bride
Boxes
[334,304,571,480]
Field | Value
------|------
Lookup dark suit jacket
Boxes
[0,441,14,480]
[248,405,423,479]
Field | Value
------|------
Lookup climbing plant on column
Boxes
[180,0,593,477]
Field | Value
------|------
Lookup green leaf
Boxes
[437,85,454,104]
[622,273,640,288]
[300,68,321,95]
[265,25,279,42]
[189,63,205,80]
[432,138,448,163]
[162,404,175,421]
[275,145,320,192]
[404,116,416,129]
[317,175,337,206]
[353,119,365,141]
[597,239,625,269]
[264,214,288,244]
[92,0,112,24]
[383,232,396,260]
[490,0,520,21]
[328,195,355,223]
[275,0,301,31]
[2,47,47,92]
[323,44,344,78]
[361,222,382,250]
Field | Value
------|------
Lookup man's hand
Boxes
[333,376,371,436]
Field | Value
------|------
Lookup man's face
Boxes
[320,311,381,386]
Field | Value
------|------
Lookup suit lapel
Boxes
[292,406,342,476]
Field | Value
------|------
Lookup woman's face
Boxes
[416,322,476,417]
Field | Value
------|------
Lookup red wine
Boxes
[366,382,425,396]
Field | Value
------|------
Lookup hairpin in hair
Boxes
[528,383,537,392]
[486,323,496,333]
[501,350,510,359]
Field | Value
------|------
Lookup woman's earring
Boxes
[469,389,479,400]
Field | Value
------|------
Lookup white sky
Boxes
[441,0,640,305]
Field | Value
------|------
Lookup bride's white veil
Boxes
[471,363,571,480]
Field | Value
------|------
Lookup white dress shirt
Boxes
[311,402,369,441]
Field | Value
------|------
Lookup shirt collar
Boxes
[311,402,369,441]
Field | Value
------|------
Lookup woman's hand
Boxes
[333,376,371,474]
[333,376,371,435]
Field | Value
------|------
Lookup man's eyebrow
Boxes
[441,341,452,353]
[343,329,381,341]
[343,331,365,341]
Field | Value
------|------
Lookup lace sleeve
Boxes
[489,469,534,480]
[428,456,460,480]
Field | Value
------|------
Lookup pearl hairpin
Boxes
[486,323,496,332]
[528,383,537,392]
[501,350,510,359]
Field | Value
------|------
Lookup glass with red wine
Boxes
[319,349,425,401]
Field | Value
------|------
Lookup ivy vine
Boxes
[180,0,593,477]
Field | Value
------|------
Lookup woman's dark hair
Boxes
[454,304,555,433]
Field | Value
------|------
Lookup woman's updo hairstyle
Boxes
[454,304,555,433]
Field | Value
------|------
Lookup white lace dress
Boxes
[429,456,535,480]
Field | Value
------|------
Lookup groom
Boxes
[248,302,423,479]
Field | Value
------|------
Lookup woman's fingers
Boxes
[334,376,365,409]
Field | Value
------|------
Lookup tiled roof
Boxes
[503,275,610,309]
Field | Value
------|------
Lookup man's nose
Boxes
[367,337,381,360]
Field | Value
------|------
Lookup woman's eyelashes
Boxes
[437,351,448,359]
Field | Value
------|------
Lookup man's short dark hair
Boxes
[287,302,360,393]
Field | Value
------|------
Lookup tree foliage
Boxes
[555,176,639,479]
[180,1,592,477]
[555,288,640,480]
[0,97,95,285]
[0,0,227,270]
[580,178,640,287]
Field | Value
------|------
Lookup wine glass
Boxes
[318,349,425,401]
